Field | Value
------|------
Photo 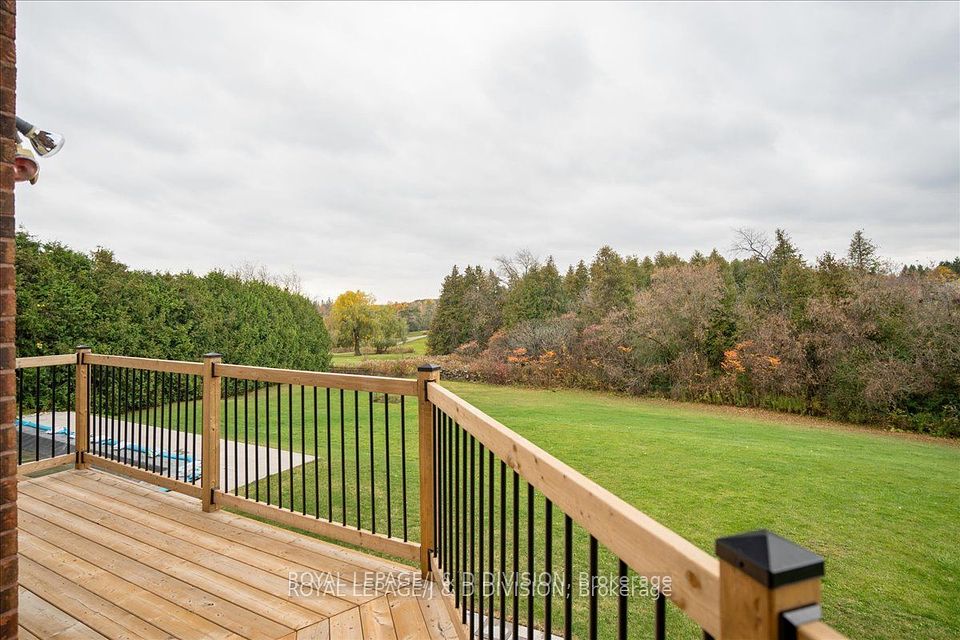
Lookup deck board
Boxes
[17,468,457,640]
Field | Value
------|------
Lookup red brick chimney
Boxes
[0,1,16,638]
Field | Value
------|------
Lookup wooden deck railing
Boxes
[14,351,848,640]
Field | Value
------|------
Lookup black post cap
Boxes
[203,352,223,358]
[716,529,824,588]
[75,344,91,350]
[417,364,441,372]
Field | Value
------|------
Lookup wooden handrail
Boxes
[84,353,203,375]
[427,382,722,637]
[15,354,77,369]
[215,362,417,395]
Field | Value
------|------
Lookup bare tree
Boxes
[731,227,773,262]
[495,249,541,284]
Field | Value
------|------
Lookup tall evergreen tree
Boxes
[586,246,633,320]
[847,230,880,274]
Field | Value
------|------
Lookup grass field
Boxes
[132,378,959,639]
[330,331,428,365]
[442,382,960,640]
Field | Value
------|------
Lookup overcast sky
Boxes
[15,2,960,302]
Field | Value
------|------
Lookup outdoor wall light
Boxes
[13,116,65,185]
[16,116,65,157]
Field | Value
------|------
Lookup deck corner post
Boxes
[716,529,825,640]
[74,345,92,469]
[417,363,441,578]
[201,352,223,512]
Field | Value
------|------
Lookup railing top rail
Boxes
[16,354,77,369]
[215,362,418,395]
[427,381,721,637]
[84,353,203,375]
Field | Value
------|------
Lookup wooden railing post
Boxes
[716,529,825,640]
[201,353,222,512]
[74,345,91,469]
[417,363,441,577]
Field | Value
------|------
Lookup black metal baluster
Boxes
[244,379,249,498]
[35,367,40,462]
[164,372,172,475]
[136,370,143,468]
[123,368,130,465]
[67,365,73,456]
[454,420,460,610]
[354,390,360,529]
[125,368,132,466]
[478,440,485,639]
[235,379,240,495]
[589,536,598,640]
[432,408,439,564]
[254,381,260,500]
[433,406,447,569]
[340,388,346,525]
[128,368,136,468]
[368,391,375,532]
[300,385,306,515]
[313,386,319,517]
[500,459,507,640]
[327,388,333,521]
[265,381,271,505]
[111,367,118,461]
[437,409,449,575]
[277,383,283,510]
[655,589,666,640]
[527,482,534,637]
[168,373,175,477]
[192,375,198,483]
[470,434,476,637]
[564,514,573,640]
[50,366,57,460]
[16,369,22,464]
[288,384,294,511]
[447,414,453,577]
[512,469,519,640]
[400,396,407,542]
[545,498,553,637]
[385,393,392,538]
[101,367,108,460]
[618,559,628,640]
[488,449,494,640]
[152,371,159,472]
[175,373,182,481]
[223,377,228,489]
[104,367,109,458]
[463,424,469,627]
[300,385,307,515]
[127,368,134,466]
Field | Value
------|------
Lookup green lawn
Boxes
[441,382,960,640]
[126,378,959,639]
[330,332,428,365]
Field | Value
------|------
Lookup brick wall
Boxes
[0,1,15,638]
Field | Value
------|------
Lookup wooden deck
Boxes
[16,468,458,640]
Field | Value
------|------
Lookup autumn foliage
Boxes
[413,232,960,436]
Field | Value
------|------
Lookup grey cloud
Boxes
[13,1,959,303]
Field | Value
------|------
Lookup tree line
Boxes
[15,231,331,370]
[427,230,960,436]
